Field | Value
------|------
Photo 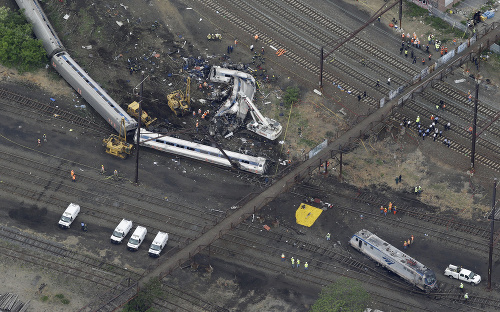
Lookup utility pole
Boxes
[399,0,403,30]
[319,46,324,91]
[487,178,497,290]
[134,72,144,184]
[471,73,481,170]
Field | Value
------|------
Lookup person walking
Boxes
[399,175,402,183]
[101,165,105,174]
[376,80,380,87]
[358,94,362,102]
[384,207,387,216]
[380,205,384,214]
[37,139,41,147]
[404,241,408,249]
[407,239,411,247]
[72,173,76,182]
[114,169,118,177]
[304,262,308,270]
[460,282,464,292]
[297,259,300,268]
[412,57,417,64]
[291,257,295,268]
[43,134,47,142]
[387,77,391,85]
[411,235,414,243]
[281,253,285,261]
[393,206,397,215]
[326,233,331,241]
[464,293,469,301]
[416,115,420,125]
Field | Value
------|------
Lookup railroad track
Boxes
[204,223,442,311]
[196,0,500,173]
[0,149,219,243]
[153,284,229,312]
[0,239,124,289]
[297,183,493,242]
[397,101,500,171]
[0,87,110,134]
[0,225,141,280]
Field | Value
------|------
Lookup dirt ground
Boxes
[1,0,500,311]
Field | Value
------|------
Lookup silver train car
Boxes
[350,229,437,291]
[15,0,64,57]
[51,52,137,133]
[15,0,137,134]
[135,129,268,175]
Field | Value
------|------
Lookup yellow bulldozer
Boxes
[102,118,132,159]
[127,101,157,127]
[167,77,191,116]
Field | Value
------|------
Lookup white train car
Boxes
[349,229,437,291]
[135,129,268,175]
[51,52,138,134]
[15,0,65,57]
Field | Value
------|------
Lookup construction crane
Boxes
[102,118,133,159]
[127,101,157,127]
[240,93,282,140]
[167,77,191,116]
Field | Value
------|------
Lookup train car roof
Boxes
[354,229,432,276]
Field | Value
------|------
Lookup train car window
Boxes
[358,240,362,248]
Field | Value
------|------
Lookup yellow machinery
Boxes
[127,101,157,127]
[167,77,191,116]
[102,118,132,159]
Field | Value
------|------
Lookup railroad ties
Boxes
[0,293,30,312]
[154,284,229,312]
[355,188,490,240]
[0,87,110,133]
[80,280,138,312]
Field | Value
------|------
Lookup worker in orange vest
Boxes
[72,174,76,182]
[384,208,387,216]
[254,34,259,42]
[71,170,75,177]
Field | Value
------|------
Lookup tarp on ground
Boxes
[296,203,323,227]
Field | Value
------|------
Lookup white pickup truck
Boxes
[444,264,481,285]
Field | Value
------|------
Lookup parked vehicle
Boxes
[127,226,147,251]
[148,232,169,257]
[58,203,80,229]
[444,264,481,285]
[110,219,133,244]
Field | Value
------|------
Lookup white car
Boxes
[444,264,481,285]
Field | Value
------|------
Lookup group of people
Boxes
[283,254,309,270]
[380,202,397,216]
[409,113,452,147]
[403,234,414,249]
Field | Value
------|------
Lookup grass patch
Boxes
[61,298,70,304]
[55,294,64,299]
[41,295,49,302]
[78,8,94,37]
[299,138,319,148]
[404,2,428,18]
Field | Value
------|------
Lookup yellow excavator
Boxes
[167,77,191,116]
[102,118,132,159]
[127,101,157,127]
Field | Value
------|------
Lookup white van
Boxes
[58,203,80,229]
[127,226,147,251]
[110,219,133,244]
[148,232,169,257]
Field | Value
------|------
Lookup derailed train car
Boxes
[349,229,438,291]
[15,0,65,57]
[51,52,137,133]
[135,129,268,175]
[15,0,137,134]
